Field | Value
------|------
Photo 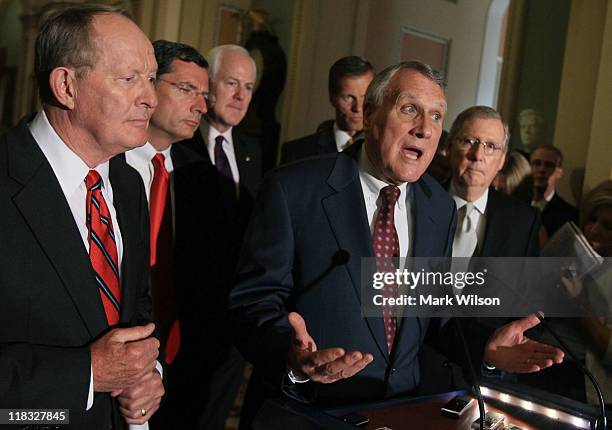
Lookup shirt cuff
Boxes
[86,364,94,410]
[287,369,310,384]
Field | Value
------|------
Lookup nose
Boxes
[468,142,485,161]
[234,85,245,101]
[411,115,432,140]
[140,79,158,110]
[193,94,207,115]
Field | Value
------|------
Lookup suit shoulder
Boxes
[272,152,340,184]
[418,174,455,208]
[490,188,539,220]
[284,132,320,148]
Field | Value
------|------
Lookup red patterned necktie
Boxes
[372,185,401,353]
[85,170,121,325]
[149,153,169,266]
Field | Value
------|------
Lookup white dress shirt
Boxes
[28,110,123,412]
[203,123,240,185]
[125,142,174,203]
[334,122,354,152]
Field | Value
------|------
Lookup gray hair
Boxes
[448,105,510,150]
[364,60,446,110]
[206,44,256,81]
[35,3,130,104]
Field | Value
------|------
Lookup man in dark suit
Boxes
[166,44,262,430]
[124,40,209,372]
[529,144,578,237]
[229,62,563,428]
[441,106,543,375]
[280,56,375,164]
[0,5,163,429]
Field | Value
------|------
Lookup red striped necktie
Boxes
[85,170,121,325]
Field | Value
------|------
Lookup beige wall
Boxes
[555,0,612,204]
[364,0,491,130]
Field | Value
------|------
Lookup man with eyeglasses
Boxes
[123,40,209,429]
[160,44,262,430]
[440,105,542,378]
[529,144,578,238]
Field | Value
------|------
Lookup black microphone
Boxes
[535,312,607,430]
[454,318,486,430]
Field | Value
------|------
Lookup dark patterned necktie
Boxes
[372,185,401,352]
[214,135,233,181]
[85,170,121,325]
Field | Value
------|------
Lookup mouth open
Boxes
[402,146,423,160]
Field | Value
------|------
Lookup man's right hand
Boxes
[287,312,373,384]
[91,323,160,392]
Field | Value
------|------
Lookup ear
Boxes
[363,102,375,130]
[496,151,507,172]
[48,67,78,109]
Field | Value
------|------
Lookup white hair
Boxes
[206,44,256,81]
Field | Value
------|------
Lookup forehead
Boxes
[531,148,559,163]
[337,73,374,92]
[167,59,208,84]
[388,69,446,110]
[460,116,505,139]
[217,51,255,81]
[91,14,155,68]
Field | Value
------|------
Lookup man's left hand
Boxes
[484,314,564,373]
[112,369,164,425]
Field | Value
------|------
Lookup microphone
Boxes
[535,312,607,430]
[454,318,486,430]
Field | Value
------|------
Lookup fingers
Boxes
[117,371,164,424]
[112,323,156,343]
[310,350,374,383]
[511,314,541,333]
[288,312,315,351]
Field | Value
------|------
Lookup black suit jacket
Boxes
[0,118,151,429]
[229,144,457,424]
[432,187,540,381]
[280,121,337,165]
[173,127,261,340]
[541,193,578,237]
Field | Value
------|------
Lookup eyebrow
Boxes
[396,92,447,111]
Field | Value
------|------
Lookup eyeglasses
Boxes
[157,78,214,104]
[457,137,503,155]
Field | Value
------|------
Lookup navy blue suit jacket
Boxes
[229,143,456,422]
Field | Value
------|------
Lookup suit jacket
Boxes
[229,143,457,424]
[173,127,261,340]
[0,118,151,429]
[280,121,337,165]
[541,193,578,237]
[432,186,541,382]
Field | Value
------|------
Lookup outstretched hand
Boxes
[484,314,564,373]
[287,312,373,383]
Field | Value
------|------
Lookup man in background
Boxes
[280,55,374,164]
[169,44,262,430]
[529,144,578,238]
[0,4,163,428]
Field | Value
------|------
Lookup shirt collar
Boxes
[358,145,409,209]
[205,122,233,147]
[126,141,173,171]
[28,110,110,195]
[449,181,489,215]
[333,122,353,152]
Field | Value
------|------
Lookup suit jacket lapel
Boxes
[321,150,390,362]
[233,129,258,194]
[480,189,508,257]
[8,121,107,336]
[109,157,146,322]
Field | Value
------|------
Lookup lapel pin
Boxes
[245,156,251,162]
